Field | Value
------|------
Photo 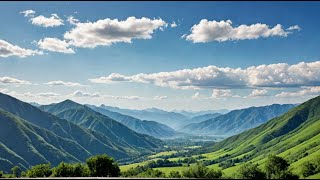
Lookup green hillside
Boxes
[189,95,320,177]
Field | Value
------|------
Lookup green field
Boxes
[148,150,178,158]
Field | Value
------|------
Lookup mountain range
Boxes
[198,95,320,174]
[0,93,163,172]
[86,105,176,138]
[98,105,189,130]
[180,104,295,136]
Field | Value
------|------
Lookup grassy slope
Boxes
[141,96,320,178]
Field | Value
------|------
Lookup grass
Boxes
[148,150,177,158]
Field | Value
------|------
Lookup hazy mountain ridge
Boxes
[39,100,164,151]
[99,105,189,130]
[87,105,176,138]
[180,104,295,136]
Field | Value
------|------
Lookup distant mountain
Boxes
[86,105,176,138]
[173,109,229,118]
[99,105,189,130]
[186,113,222,124]
[0,92,151,172]
[199,95,320,175]
[28,102,41,107]
[180,104,295,136]
[39,100,163,152]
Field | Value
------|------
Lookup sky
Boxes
[0,1,320,111]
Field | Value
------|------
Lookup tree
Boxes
[182,162,222,178]
[237,163,266,179]
[52,162,74,177]
[0,171,3,178]
[11,166,22,177]
[264,155,298,179]
[26,163,52,178]
[52,162,90,177]
[86,154,120,177]
[168,171,181,178]
[73,163,90,177]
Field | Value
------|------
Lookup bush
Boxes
[136,168,166,178]
[237,163,266,179]
[205,168,223,178]
[0,171,3,178]
[26,163,52,178]
[168,171,181,178]
[86,154,120,177]
[182,162,222,178]
[301,162,317,178]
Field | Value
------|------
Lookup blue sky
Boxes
[0,1,320,111]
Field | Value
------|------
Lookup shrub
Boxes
[26,163,52,178]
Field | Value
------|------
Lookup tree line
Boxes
[0,154,319,178]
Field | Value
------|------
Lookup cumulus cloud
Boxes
[71,90,100,98]
[287,25,301,31]
[37,38,75,54]
[171,21,177,28]
[20,10,35,17]
[67,16,79,25]
[64,16,167,48]
[211,89,240,99]
[0,39,43,58]
[89,61,320,90]
[0,77,31,85]
[275,86,320,98]
[184,19,292,43]
[248,89,268,97]
[30,14,64,27]
[45,81,85,87]
[153,95,168,100]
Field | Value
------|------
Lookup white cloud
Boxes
[171,21,177,28]
[71,90,100,98]
[37,38,75,54]
[20,10,36,17]
[67,16,79,25]
[0,77,31,85]
[30,14,64,27]
[192,92,200,99]
[184,19,291,43]
[89,61,320,90]
[0,39,43,58]
[211,89,239,99]
[248,89,268,97]
[275,86,320,98]
[45,81,84,87]
[287,25,301,31]
[153,95,168,100]
[64,16,167,48]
